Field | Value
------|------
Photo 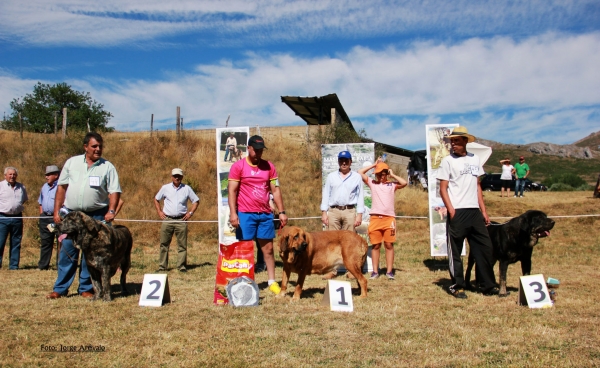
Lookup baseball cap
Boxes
[374,163,389,174]
[172,168,184,176]
[45,165,60,175]
[338,151,352,160]
[248,135,267,149]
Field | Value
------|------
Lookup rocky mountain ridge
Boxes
[476,138,597,159]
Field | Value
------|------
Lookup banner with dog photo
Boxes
[214,127,255,305]
[426,124,492,257]
[321,143,375,272]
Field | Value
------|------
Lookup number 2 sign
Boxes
[139,274,171,307]
[518,274,553,309]
[321,280,354,312]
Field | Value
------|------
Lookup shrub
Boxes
[543,173,587,188]
[549,183,575,191]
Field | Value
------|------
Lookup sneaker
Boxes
[520,195,524,198]
[268,282,281,294]
[513,195,517,197]
[386,272,395,280]
[449,286,468,299]
[369,272,379,280]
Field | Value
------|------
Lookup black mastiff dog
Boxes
[59,211,133,301]
[465,210,555,297]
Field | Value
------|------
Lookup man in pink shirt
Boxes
[228,135,288,294]
[358,159,407,280]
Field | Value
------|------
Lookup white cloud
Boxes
[2,33,599,150]
[0,0,598,46]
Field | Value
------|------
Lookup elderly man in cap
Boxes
[437,126,498,299]
[228,135,288,294]
[154,168,199,272]
[37,165,60,270]
[320,150,365,279]
[0,167,28,270]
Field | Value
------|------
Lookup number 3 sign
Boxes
[518,274,553,309]
[139,274,171,307]
[321,280,354,312]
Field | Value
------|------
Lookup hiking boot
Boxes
[449,285,468,299]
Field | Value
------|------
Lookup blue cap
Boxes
[338,151,352,160]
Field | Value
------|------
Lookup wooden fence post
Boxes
[176,106,181,139]
[62,108,67,139]
[151,114,154,137]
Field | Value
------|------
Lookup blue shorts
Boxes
[236,212,275,241]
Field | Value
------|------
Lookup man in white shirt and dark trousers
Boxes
[437,127,499,299]
[320,150,364,279]
[154,168,199,272]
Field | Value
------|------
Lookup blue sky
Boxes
[1,0,599,150]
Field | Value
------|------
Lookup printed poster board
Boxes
[214,127,255,305]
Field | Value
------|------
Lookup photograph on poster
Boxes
[220,131,248,165]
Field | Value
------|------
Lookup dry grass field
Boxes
[1,130,599,367]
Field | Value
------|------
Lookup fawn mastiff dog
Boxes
[58,211,133,301]
[465,210,555,296]
[277,226,368,300]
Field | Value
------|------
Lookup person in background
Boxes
[37,165,60,270]
[154,168,199,272]
[513,156,530,198]
[358,158,407,280]
[499,158,514,198]
[0,167,28,270]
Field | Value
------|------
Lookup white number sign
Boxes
[321,280,354,312]
[139,274,171,307]
[518,274,553,309]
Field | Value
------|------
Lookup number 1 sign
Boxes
[139,274,171,307]
[321,280,354,312]
[518,274,553,309]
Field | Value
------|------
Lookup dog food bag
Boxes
[213,240,255,305]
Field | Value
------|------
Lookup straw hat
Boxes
[448,126,475,143]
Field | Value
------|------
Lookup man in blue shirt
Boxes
[37,165,60,270]
[320,150,365,278]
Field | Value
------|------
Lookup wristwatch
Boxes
[109,210,115,214]
[279,211,286,215]
[188,211,194,216]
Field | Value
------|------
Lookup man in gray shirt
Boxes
[154,168,199,272]
[46,132,121,299]
[0,167,28,270]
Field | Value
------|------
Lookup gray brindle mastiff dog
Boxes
[58,211,133,301]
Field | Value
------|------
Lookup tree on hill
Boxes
[1,82,114,133]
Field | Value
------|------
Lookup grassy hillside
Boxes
[574,130,600,149]
[484,148,600,185]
